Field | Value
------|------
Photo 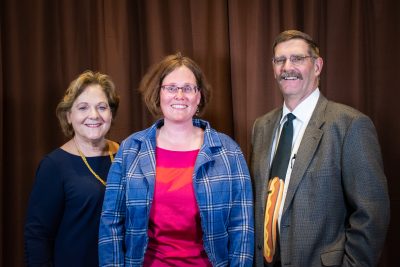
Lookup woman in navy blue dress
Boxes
[24,70,120,267]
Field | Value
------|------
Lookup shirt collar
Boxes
[282,88,320,124]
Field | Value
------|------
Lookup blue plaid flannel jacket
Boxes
[99,118,254,266]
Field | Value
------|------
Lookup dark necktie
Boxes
[264,113,296,264]
[270,113,296,180]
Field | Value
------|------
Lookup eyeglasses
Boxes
[272,55,315,66]
[161,84,199,95]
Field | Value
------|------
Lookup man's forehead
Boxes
[274,39,309,55]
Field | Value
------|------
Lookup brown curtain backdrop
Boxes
[1,0,398,266]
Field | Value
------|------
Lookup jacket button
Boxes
[257,244,263,250]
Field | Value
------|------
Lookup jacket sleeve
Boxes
[98,148,127,267]
[228,146,255,266]
[341,115,390,266]
[24,157,63,266]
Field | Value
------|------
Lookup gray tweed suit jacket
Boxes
[251,94,390,267]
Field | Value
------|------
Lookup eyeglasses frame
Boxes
[160,84,199,95]
[272,55,316,66]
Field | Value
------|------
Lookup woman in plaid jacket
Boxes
[99,53,254,266]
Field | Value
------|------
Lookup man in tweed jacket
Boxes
[251,30,390,267]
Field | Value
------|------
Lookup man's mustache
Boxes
[279,71,303,81]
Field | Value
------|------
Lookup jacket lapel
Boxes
[282,95,328,215]
[138,138,156,190]
[193,121,219,179]
[258,111,282,211]
[136,124,158,193]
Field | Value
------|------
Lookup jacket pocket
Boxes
[321,250,344,266]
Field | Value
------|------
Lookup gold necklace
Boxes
[74,139,114,186]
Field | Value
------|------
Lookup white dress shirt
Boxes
[270,89,320,229]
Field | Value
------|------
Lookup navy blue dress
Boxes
[24,148,112,267]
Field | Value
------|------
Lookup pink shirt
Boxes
[143,147,212,267]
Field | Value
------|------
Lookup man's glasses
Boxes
[272,55,315,66]
[161,84,199,95]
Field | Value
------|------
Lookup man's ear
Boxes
[314,57,323,76]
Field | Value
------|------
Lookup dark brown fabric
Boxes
[0,0,398,266]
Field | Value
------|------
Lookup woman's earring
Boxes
[196,106,200,116]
